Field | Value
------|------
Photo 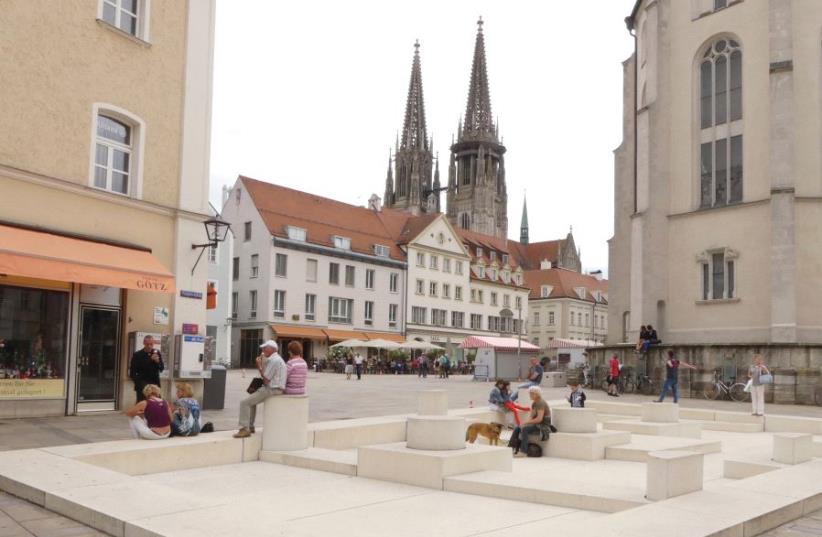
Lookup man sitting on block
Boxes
[234,340,286,438]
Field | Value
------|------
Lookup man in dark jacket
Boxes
[129,335,164,401]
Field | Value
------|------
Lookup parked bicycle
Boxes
[635,372,657,396]
[703,369,748,402]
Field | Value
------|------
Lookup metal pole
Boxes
[517,303,521,361]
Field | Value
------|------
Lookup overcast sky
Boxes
[209,0,636,275]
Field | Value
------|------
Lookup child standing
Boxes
[568,380,586,408]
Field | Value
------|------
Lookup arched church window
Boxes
[699,37,742,208]
[460,213,470,230]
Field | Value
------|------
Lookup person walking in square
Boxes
[234,340,286,438]
[607,353,621,397]
[657,350,697,403]
[749,354,770,416]
[354,352,364,380]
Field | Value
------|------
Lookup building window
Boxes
[549,311,555,325]
[412,306,427,325]
[432,309,447,327]
[100,0,145,37]
[275,253,287,277]
[451,311,464,328]
[515,296,522,310]
[249,290,257,319]
[306,259,318,282]
[578,313,582,325]
[329,263,340,285]
[700,38,743,208]
[570,313,575,326]
[460,213,470,229]
[365,269,375,290]
[470,289,477,302]
[539,286,550,298]
[287,226,306,241]
[328,297,353,324]
[477,290,484,303]
[429,255,438,270]
[429,281,438,297]
[470,314,482,330]
[93,114,135,194]
[242,222,251,242]
[231,291,238,319]
[490,292,498,306]
[443,258,451,273]
[502,254,509,265]
[455,286,462,300]
[585,313,589,327]
[455,261,464,275]
[700,249,737,300]
[364,301,374,325]
[416,279,424,295]
[714,0,727,9]
[345,266,355,287]
[232,257,239,281]
[333,236,351,250]
[416,252,425,266]
[389,304,398,325]
[488,316,501,332]
[273,290,285,318]
[533,311,540,325]
[442,284,450,299]
[374,244,390,257]
[503,295,510,308]
[305,294,316,321]
[250,254,259,278]
[477,266,485,278]
[390,272,399,293]
[476,247,484,258]
[489,268,497,280]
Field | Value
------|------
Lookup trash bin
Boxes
[202,365,226,410]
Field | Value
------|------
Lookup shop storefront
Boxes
[0,223,174,418]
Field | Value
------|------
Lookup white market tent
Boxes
[548,338,604,367]
[460,335,540,381]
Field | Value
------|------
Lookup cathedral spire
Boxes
[462,17,496,142]
[401,39,428,151]
[384,149,394,205]
[520,194,529,245]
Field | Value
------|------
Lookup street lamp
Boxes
[191,217,231,275]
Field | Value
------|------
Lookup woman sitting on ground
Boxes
[170,382,201,437]
[488,380,529,427]
[125,384,171,440]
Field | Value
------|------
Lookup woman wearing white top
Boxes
[748,354,770,417]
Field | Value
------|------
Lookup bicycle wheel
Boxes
[703,382,720,400]
[729,383,749,402]
[623,377,636,394]
[639,378,656,396]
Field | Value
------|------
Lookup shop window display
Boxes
[0,285,69,398]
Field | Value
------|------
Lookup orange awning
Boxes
[362,331,405,342]
[271,324,326,339]
[322,329,369,341]
[0,224,174,293]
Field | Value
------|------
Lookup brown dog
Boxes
[465,422,504,445]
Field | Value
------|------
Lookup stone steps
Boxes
[603,420,702,439]
[605,434,722,462]
[260,447,358,476]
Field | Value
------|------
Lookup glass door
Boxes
[77,307,120,410]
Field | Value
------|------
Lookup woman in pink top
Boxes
[125,384,172,439]
[284,341,308,395]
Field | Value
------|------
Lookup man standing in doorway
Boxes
[354,352,364,380]
[129,335,164,402]
[657,350,697,403]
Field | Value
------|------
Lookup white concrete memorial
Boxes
[646,450,704,501]
[772,432,813,465]
[262,394,309,451]
[641,402,679,423]
[552,407,598,434]
[418,390,449,416]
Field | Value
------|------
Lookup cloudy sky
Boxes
[209,0,636,274]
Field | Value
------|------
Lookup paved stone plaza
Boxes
[3,372,822,536]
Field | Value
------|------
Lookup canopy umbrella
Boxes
[361,339,402,349]
[330,339,368,348]
[401,340,441,350]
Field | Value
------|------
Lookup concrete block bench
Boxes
[407,416,466,450]
[525,430,631,460]
[418,390,448,416]
[772,432,813,465]
[263,394,309,451]
[552,407,598,433]
[646,450,704,501]
[642,402,679,423]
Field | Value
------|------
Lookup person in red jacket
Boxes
[607,353,621,397]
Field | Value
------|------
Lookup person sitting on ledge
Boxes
[488,379,529,428]
[512,386,551,458]
[234,340,286,438]
[634,325,649,353]
[641,325,661,353]
[170,382,201,437]
[284,341,308,395]
[126,384,171,440]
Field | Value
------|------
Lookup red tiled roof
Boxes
[510,239,565,270]
[241,177,407,261]
[523,267,608,302]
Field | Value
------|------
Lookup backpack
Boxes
[507,434,521,451]
[526,443,542,458]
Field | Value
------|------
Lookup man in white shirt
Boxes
[234,340,286,438]
[354,352,364,380]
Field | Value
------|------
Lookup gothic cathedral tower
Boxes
[384,41,438,215]
[446,18,507,239]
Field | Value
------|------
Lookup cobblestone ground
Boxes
[1,371,822,536]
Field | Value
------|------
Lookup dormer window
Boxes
[574,287,587,300]
[501,270,510,283]
[489,268,497,280]
[374,244,390,257]
[333,236,351,250]
[477,266,485,278]
[541,285,552,298]
[489,251,496,262]
[502,254,509,265]
[476,247,484,258]
[287,226,306,241]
